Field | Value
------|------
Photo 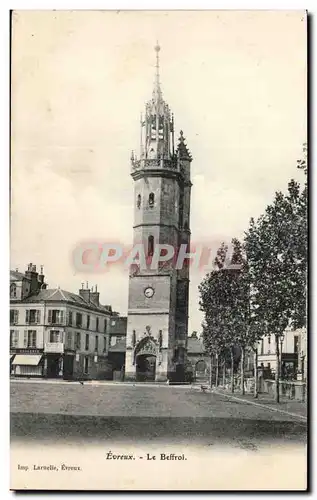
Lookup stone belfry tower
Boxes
[125,44,192,382]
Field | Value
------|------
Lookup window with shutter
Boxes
[23,330,28,347]
[48,310,52,324]
[25,310,30,324]
[36,310,40,324]
[15,310,19,324]
[68,311,73,326]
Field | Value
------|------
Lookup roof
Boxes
[108,336,127,353]
[108,317,127,335]
[21,288,112,315]
[10,270,30,282]
[187,337,205,355]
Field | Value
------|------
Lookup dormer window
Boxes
[137,194,141,209]
[149,192,155,208]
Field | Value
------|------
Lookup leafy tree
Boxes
[244,152,308,402]
[199,240,248,393]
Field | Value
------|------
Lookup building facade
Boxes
[257,328,304,380]
[125,44,192,382]
[10,264,114,379]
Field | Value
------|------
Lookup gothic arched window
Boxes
[137,194,141,209]
[149,192,155,208]
[148,235,154,257]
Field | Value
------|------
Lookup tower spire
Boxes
[153,42,162,101]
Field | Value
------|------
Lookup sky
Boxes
[11,10,307,332]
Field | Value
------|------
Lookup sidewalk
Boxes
[214,388,307,420]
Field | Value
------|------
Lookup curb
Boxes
[213,389,307,422]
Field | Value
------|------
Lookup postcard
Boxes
[10,10,307,491]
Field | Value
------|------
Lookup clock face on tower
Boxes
[144,287,155,298]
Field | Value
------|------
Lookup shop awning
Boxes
[12,354,43,366]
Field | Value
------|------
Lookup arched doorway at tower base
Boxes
[136,353,156,381]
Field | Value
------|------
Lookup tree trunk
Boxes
[254,348,258,399]
[230,348,234,393]
[209,355,213,388]
[275,333,280,403]
[215,352,219,387]
[222,358,226,386]
[240,346,245,395]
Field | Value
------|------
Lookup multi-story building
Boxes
[10,263,114,379]
[107,316,127,380]
[257,328,303,380]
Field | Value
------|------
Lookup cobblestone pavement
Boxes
[10,380,307,449]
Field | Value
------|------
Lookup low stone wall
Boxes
[218,376,306,402]
[260,378,306,402]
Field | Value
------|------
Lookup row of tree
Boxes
[199,146,307,402]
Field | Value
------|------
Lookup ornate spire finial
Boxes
[153,42,162,101]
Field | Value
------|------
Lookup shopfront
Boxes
[11,349,44,377]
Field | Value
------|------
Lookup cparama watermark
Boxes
[72,241,241,273]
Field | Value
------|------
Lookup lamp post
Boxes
[279,333,285,378]
[275,331,284,404]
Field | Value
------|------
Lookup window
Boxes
[85,334,89,351]
[137,194,141,209]
[10,284,17,298]
[10,330,18,348]
[84,356,89,374]
[26,309,40,324]
[76,313,82,328]
[68,311,73,326]
[49,330,60,343]
[87,315,90,329]
[95,335,99,351]
[66,331,72,349]
[148,235,154,257]
[149,192,155,207]
[48,310,64,325]
[75,332,81,350]
[110,336,117,347]
[96,317,99,332]
[26,330,37,348]
[103,336,107,352]
[104,319,107,333]
[294,335,299,354]
[267,335,271,354]
[10,310,19,325]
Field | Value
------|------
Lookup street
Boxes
[10,380,307,450]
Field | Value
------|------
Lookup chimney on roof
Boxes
[79,283,90,302]
[38,264,46,289]
[90,284,100,307]
[25,262,40,294]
